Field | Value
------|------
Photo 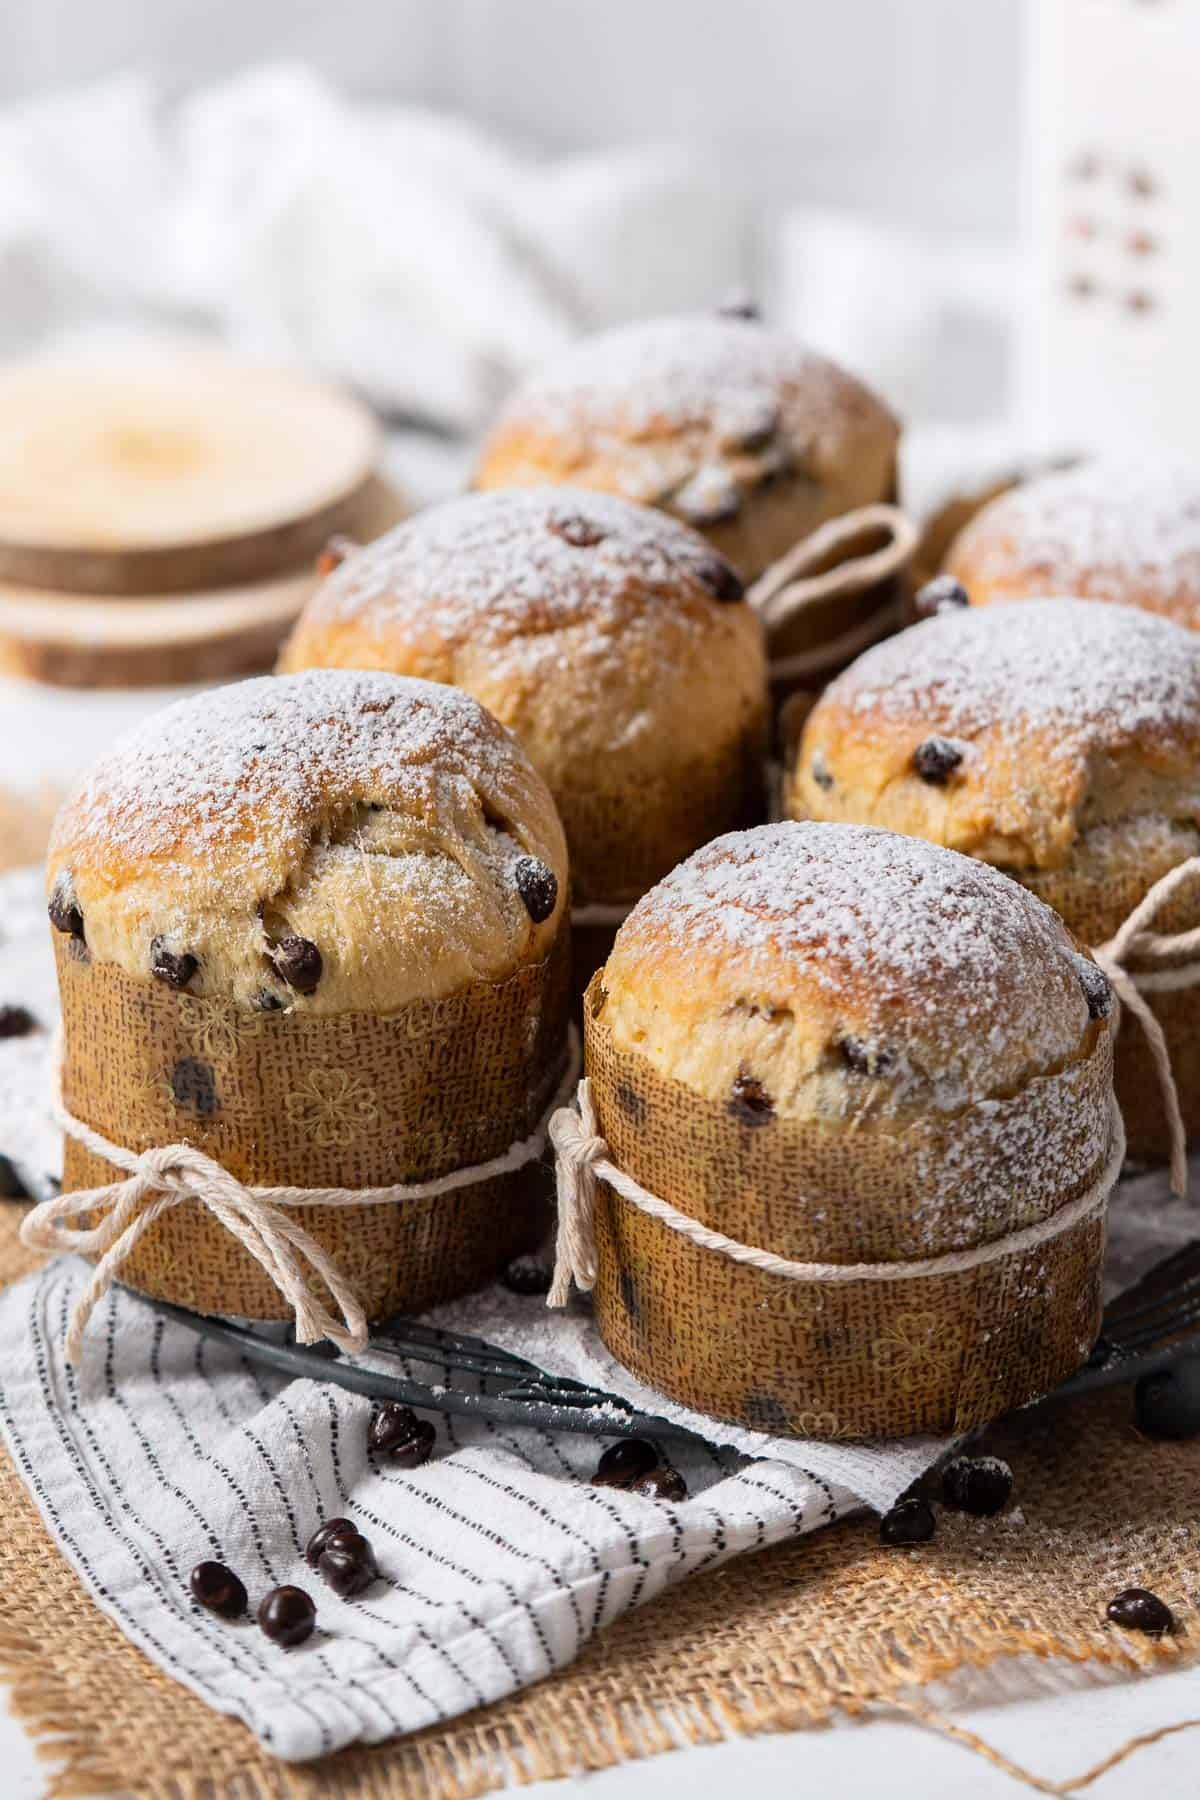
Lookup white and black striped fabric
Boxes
[0,1254,949,1762]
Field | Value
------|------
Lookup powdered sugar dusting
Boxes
[622,821,1090,1096]
[499,315,870,442]
[831,597,1200,748]
[957,458,1200,618]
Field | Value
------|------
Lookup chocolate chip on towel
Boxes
[258,1586,316,1647]
[369,1402,436,1468]
[593,1437,659,1489]
[190,1560,248,1618]
[0,1005,35,1038]
[879,1497,936,1545]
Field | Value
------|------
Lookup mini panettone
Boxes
[562,822,1118,1440]
[40,669,570,1337]
[945,458,1200,629]
[279,487,768,964]
[472,314,904,677]
[788,598,1200,1166]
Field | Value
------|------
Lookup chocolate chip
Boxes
[150,937,198,991]
[315,534,358,577]
[675,466,742,527]
[258,1585,316,1647]
[631,1463,687,1503]
[254,988,286,1012]
[693,554,744,605]
[271,936,323,994]
[810,750,834,791]
[941,1455,1012,1516]
[728,1073,774,1127]
[170,1057,218,1115]
[1134,1365,1200,1440]
[1073,954,1113,1021]
[716,293,760,321]
[912,736,963,784]
[840,1038,894,1077]
[0,1155,27,1199]
[48,879,84,941]
[305,1517,358,1568]
[0,1005,35,1039]
[548,511,606,548]
[190,1560,248,1618]
[593,1437,659,1489]
[369,1401,435,1467]
[502,1254,552,1296]
[1106,1587,1174,1636]
[914,575,970,620]
[316,1528,376,1597]
[879,1497,936,1545]
[514,857,558,924]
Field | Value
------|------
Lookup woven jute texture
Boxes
[1,1199,1198,1800]
[55,932,569,1320]
[585,987,1112,1440]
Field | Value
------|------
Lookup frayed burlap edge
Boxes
[3,1205,1200,1799]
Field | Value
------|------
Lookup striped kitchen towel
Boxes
[0,1253,948,1762]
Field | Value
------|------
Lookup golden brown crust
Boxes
[47,669,568,1013]
[946,459,1200,629]
[472,316,899,581]
[280,488,768,904]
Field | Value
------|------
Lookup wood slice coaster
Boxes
[0,345,382,595]
[0,475,405,688]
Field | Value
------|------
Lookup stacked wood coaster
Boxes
[0,345,404,686]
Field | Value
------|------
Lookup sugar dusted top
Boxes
[949,458,1200,625]
[603,821,1102,1114]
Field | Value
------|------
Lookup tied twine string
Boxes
[748,502,920,684]
[1092,853,1200,1200]
[22,1025,582,1365]
[547,1083,1125,1308]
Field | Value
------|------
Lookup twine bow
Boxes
[547,1078,1125,1307]
[1092,854,1200,1200]
[23,1026,582,1364]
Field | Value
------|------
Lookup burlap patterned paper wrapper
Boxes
[585,984,1113,1440]
[54,929,569,1321]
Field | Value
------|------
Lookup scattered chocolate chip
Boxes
[48,879,84,941]
[170,1057,218,1116]
[190,1560,248,1618]
[693,554,744,605]
[879,1497,936,1546]
[631,1463,687,1503]
[548,511,606,547]
[0,1155,27,1199]
[941,1455,1012,1517]
[675,465,742,527]
[502,1254,552,1297]
[150,937,198,991]
[0,1005,35,1038]
[271,936,323,995]
[716,292,760,321]
[839,1038,894,1077]
[305,1517,358,1568]
[912,736,964,784]
[1073,954,1113,1021]
[315,534,358,577]
[317,1528,377,1598]
[369,1402,435,1468]
[914,575,970,620]
[258,1585,316,1647]
[810,750,833,791]
[593,1437,659,1490]
[254,988,286,1012]
[1134,1365,1200,1440]
[514,857,558,924]
[728,1073,775,1127]
[1106,1587,1173,1636]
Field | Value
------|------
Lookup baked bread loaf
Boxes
[46,668,570,1321]
[583,821,1116,1438]
[788,598,1200,1161]
[279,486,768,928]
[473,314,900,673]
[945,458,1200,628]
